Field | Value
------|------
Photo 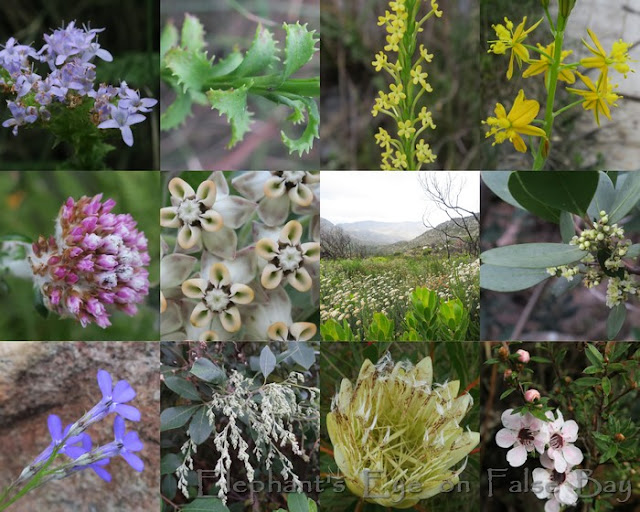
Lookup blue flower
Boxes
[96,368,141,422]
[2,101,38,135]
[97,105,146,147]
[101,416,145,472]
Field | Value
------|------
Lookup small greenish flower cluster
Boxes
[547,211,637,308]
[371,0,442,170]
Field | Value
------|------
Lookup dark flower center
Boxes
[517,427,534,447]
[550,432,564,450]
[551,470,566,485]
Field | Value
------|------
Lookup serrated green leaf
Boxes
[481,243,588,268]
[207,85,252,147]
[282,22,318,80]
[189,406,214,445]
[161,91,194,131]
[281,96,319,155]
[606,304,627,340]
[609,171,640,224]
[164,375,201,401]
[160,405,200,431]
[181,14,207,52]
[232,25,279,78]
[165,47,215,93]
[480,264,551,292]
[161,22,179,58]
[210,51,243,78]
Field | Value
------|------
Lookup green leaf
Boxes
[207,85,252,147]
[161,21,179,58]
[601,376,611,396]
[599,443,618,463]
[583,365,602,374]
[627,244,640,259]
[162,474,178,500]
[289,342,315,370]
[260,345,277,379]
[587,171,616,221]
[559,211,575,243]
[481,171,523,209]
[530,356,552,363]
[164,375,201,401]
[161,90,194,130]
[609,171,640,224]
[500,388,516,400]
[282,22,318,80]
[481,243,587,268]
[165,47,215,93]
[181,14,207,52]
[182,498,230,512]
[160,405,200,431]
[232,26,279,77]
[509,171,599,220]
[585,343,604,365]
[573,377,601,387]
[161,453,182,474]
[190,358,226,384]
[508,173,561,223]
[281,96,319,155]
[606,304,627,340]
[189,406,214,445]
[287,492,310,512]
[480,264,551,292]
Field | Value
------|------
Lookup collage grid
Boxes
[0,1,638,512]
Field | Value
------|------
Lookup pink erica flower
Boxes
[29,194,150,328]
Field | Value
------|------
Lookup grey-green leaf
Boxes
[606,304,626,340]
[287,493,310,512]
[164,375,201,401]
[289,342,315,370]
[182,497,230,512]
[260,345,277,379]
[609,171,640,224]
[189,406,214,445]
[480,264,551,292]
[586,171,615,221]
[160,405,200,431]
[559,211,575,243]
[481,171,523,209]
[481,243,587,268]
[190,358,226,384]
[627,244,640,259]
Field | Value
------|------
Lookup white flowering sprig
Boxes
[160,171,320,342]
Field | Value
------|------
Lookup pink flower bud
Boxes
[524,389,541,402]
[516,349,530,363]
[503,369,512,379]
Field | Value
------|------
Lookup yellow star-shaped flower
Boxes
[581,29,635,79]
[522,42,575,84]
[483,89,547,153]
[566,72,622,126]
[488,17,543,80]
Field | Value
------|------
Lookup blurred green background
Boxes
[160,0,319,171]
[0,171,160,341]
[320,0,481,170]
[320,341,480,512]
[0,0,160,170]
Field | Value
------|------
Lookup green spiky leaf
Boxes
[207,85,253,147]
[282,22,318,80]
[281,96,319,155]
[161,90,194,131]
[164,47,215,93]
[181,13,206,52]
[232,25,279,78]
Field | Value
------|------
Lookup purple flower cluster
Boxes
[29,194,150,328]
[0,21,156,145]
[21,370,144,485]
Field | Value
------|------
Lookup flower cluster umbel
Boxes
[546,210,638,308]
[29,194,150,328]
[175,369,318,503]
[1,370,143,511]
[483,3,634,168]
[160,171,320,341]
[0,21,156,146]
[327,354,479,508]
[371,0,442,170]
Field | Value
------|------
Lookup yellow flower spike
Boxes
[419,44,434,63]
[372,52,388,72]
[483,89,547,153]
[418,107,436,129]
[375,128,391,147]
[392,150,408,169]
[397,119,416,139]
[327,355,479,508]
[522,42,576,84]
[431,0,443,17]
[566,72,622,126]
[488,16,543,80]
[581,29,635,79]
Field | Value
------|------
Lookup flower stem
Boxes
[532,27,565,170]
[553,98,585,118]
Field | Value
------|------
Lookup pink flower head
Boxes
[496,408,549,467]
[516,349,530,363]
[524,389,541,403]
[532,452,587,510]
[545,410,583,473]
[29,194,150,328]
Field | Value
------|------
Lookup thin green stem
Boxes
[532,27,565,170]
[553,98,585,118]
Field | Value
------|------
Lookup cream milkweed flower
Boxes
[327,354,479,508]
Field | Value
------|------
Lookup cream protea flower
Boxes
[327,354,479,508]
[160,177,222,249]
[181,262,254,333]
[232,171,319,226]
[256,220,320,292]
